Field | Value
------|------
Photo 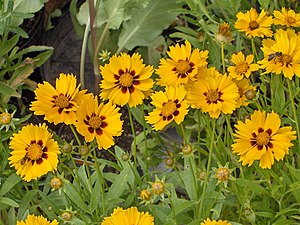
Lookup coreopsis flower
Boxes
[258,29,300,79]
[30,73,88,125]
[145,85,189,131]
[233,78,256,107]
[75,94,123,150]
[187,73,239,119]
[227,52,259,80]
[156,40,208,86]
[235,8,273,38]
[101,207,154,225]
[16,214,58,225]
[9,124,60,182]
[201,218,232,225]
[100,53,154,107]
[273,8,300,27]
[232,110,296,169]
[216,22,233,43]
[185,65,221,90]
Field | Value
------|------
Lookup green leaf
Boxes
[0,35,19,57]
[117,0,183,51]
[0,197,19,208]
[0,81,21,99]
[64,182,90,212]
[17,189,37,220]
[0,173,21,197]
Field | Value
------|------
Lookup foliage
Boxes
[1,0,300,225]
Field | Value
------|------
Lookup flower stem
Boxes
[198,119,216,218]
[127,105,137,167]
[142,104,149,175]
[69,125,82,146]
[180,123,187,145]
[287,79,300,150]
[92,150,106,217]
[221,42,226,74]
[251,38,258,62]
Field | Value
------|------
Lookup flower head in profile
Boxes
[258,29,300,79]
[216,22,233,44]
[75,95,123,150]
[16,214,58,225]
[156,40,208,86]
[201,218,232,225]
[227,52,259,80]
[233,78,256,107]
[9,124,60,182]
[30,73,88,125]
[232,110,296,169]
[235,8,273,38]
[101,207,154,225]
[145,85,189,131]
[273,8,300,27]
[100,53,154,107]
[187,73,239,118]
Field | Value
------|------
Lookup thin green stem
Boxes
[142,104,149,175]
[69,125,81,146]
[251,38,258,62]
[198,119,216,219]
[92,150,106,217]
[80,17,90,89]
[127,105,137,167]
[197,110,202,166]
[221,42,226,74]
[287,79,300,150]
[180,123,187,145]
[189,157,199,219]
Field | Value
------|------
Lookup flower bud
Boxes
[182,144,193,155]
[198,171,207,181]
[216,167,230,182]
[61,211,73,221]
[164,158,174,167]
[245,89,256,100]
[50,177,63,189]
[122,153,130,161]
[140,189,151,201]
[0,112,12,124]
[79,145,90,157]
[152,181,164,195]
[62,143,73,154]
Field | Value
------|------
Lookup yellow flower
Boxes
[227,52,259,80]
[101,207,154,225]
[273,7,300,27]
[75,95,123,150]
[233,78,256,107]
[100,53,154,107]
[201,218,232,225]
[232,110,296,169]
[30,73,88,125]
[145,85,189,131]
[16,214,58,225]
[235,8,273,38]
[156,40,208,86]
[187,74,239,118]
[258,29,300,79]
[9,124,60,182]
